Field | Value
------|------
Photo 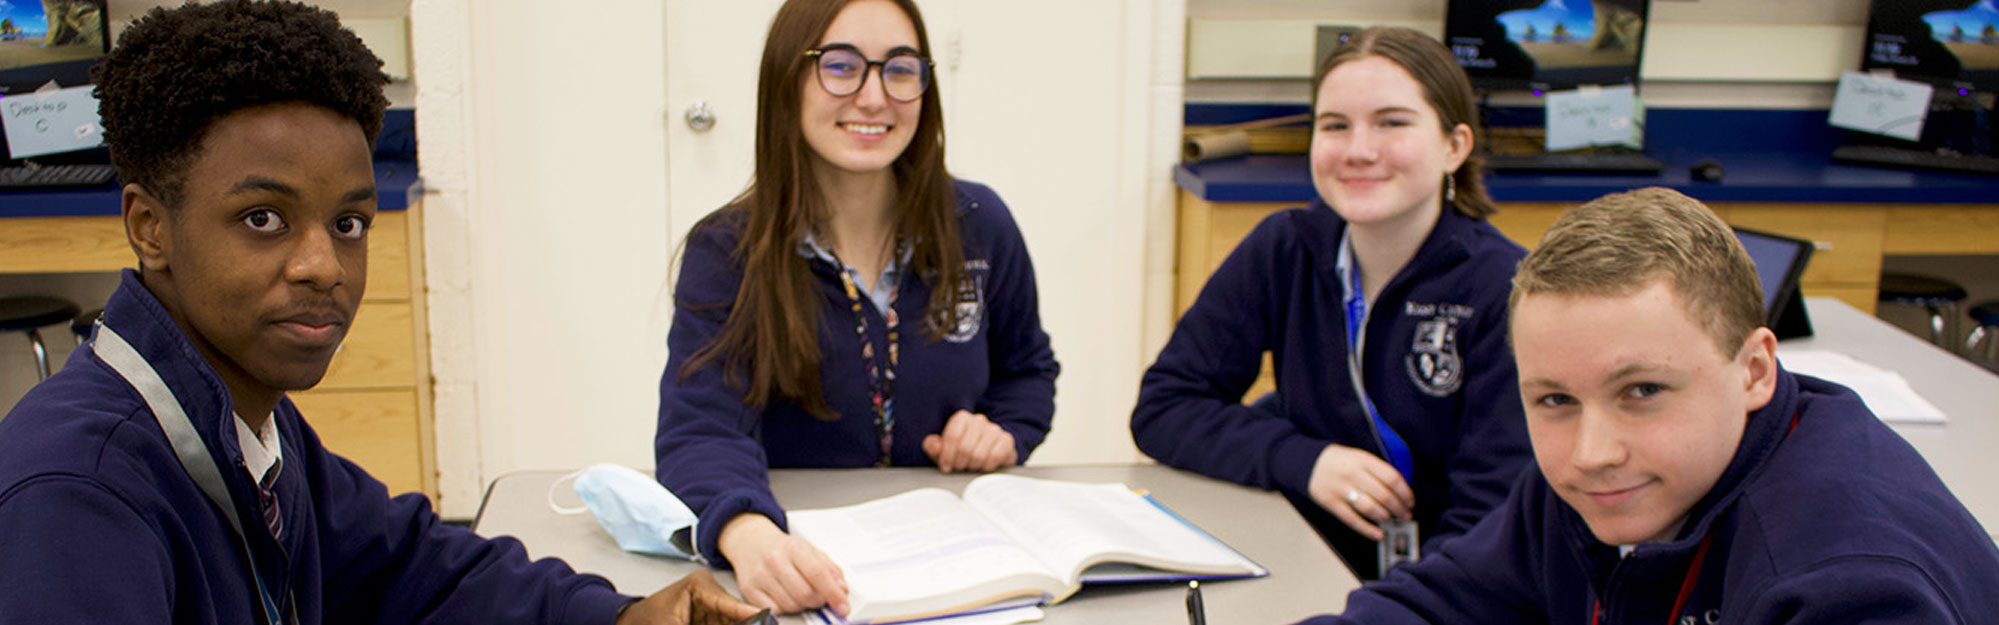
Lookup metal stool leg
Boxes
[27,327,51,380]
[1925,302,1962,352]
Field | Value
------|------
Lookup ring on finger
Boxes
[1345,488,1362,506]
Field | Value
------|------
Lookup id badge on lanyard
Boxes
[1344,250,1423,572]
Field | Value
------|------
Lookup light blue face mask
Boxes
[549,464,701,561]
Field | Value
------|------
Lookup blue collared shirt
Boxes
[798,231,908,314]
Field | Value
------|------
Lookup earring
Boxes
[1444,173,1456,203]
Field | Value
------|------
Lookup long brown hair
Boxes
[681,0,965,419]
[1314,26,1497,219]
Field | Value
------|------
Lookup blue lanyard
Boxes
[1344,261,1417,483]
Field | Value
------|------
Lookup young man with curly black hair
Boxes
[0,2,760,624]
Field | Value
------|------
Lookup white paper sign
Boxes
[1828,71,1933,142]
[0,84,104,158]
[1544,85,1643,151]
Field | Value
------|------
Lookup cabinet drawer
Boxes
[289,388,425,497]
[365,211,410,301]
[1881,205,1999,255]
[1489,203,1569,251]
[319,302,416,389]
[0,215,128,273]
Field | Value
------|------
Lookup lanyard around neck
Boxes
[825,251,901,467]
[1340,237,1417,484]
[94,325,297,625]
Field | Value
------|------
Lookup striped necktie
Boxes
[257,468,282,541]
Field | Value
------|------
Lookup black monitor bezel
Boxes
[1856,0,1999,93]
[1444,0,1653,93]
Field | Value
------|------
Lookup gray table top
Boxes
[469,297,1998,624]
[474,464,1358,624]
[1782,298,1999,536]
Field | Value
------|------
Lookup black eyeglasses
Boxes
[804,44,933,103]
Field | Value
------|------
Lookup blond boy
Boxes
[1299,187,1999,624]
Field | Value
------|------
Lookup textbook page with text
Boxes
[787,474,1267,625]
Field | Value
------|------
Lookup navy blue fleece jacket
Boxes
[0,271,631,624]
[1301,370,1999,624]
[656,180,1059,565]
[1133,201,1533,558]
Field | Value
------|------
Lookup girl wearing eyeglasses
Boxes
[1132,27,1534,581]
[654,0,1059,616]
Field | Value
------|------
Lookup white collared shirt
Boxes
[234,411,284,485]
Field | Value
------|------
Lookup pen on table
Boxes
[1187,580,1207,625]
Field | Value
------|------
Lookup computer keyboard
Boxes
[0,164,118,189]
[1830,145,1999,176]
[1483,151,1665,175]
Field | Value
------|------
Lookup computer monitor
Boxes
[1732,226,1816,340]
[1842,1,1997,160]
[0,0,107,163]
[1444,0,1651,92]
[1859,0,1999,93]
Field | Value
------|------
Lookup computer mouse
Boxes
[1692,159,1725,183]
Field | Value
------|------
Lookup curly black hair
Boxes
[91,0,389,207]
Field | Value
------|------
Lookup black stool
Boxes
[0,296,82,380]
[1967,301,1999,363]
[71,308,102,345]
[1877,273,1968,349]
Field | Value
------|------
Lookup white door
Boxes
[663,0,787,249]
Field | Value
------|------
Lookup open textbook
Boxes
[786,474,1268,625]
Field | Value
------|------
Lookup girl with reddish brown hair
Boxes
[1133,26,1532,580]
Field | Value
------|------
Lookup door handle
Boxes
[684,100,716,133]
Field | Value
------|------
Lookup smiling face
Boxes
[1511,279,1777,545]
[799,0,923,181]
[1310,55,1471,230]
[127,102,377,414]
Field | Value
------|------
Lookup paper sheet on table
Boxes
[1779,350,1946,424]
[807,605,1043,625]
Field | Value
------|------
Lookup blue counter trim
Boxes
[1186,103,1311,126]
[375,108,418,161]
[1178,151,1999,205]
[1178,104,1999,204]
[0,159,421,218]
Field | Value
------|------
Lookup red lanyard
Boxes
[1588,411,1799,625]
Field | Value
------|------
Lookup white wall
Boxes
[1184,0,1875,110]
[928,1,1185,468]
[413,0,1184,517]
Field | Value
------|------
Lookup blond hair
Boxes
[1509,187,1765,357]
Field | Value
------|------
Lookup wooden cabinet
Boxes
[293,208,436,499]
[0,207,437,500]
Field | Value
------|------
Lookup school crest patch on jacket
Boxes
[945,260,989,343]
[1406,312,1464,396]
